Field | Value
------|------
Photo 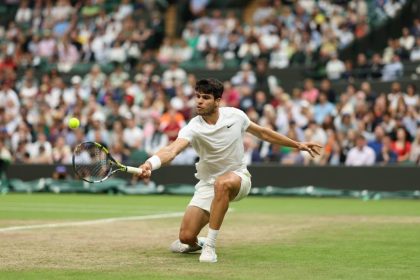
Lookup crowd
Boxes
[159,0,408,71]
[0,0,419,168]
[0,0,165,73]
[324,19,420,82]
[0,63,419,167]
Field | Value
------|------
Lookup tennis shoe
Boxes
[199,244,217,263]
[170,237,206,253]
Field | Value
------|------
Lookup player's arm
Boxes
[246,122,322,158]
[137,138,190,178]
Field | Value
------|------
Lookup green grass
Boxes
[0,194,419,280]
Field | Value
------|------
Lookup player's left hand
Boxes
[297,142,322,158]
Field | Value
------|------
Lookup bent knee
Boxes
[179,231,197,245]
[214,178,231,192]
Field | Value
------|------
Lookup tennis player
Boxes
[138,78,322,263]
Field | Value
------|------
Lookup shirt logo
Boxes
[227,123,234,128]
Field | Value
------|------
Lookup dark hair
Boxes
[195,78,224,99]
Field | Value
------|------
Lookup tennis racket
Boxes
[72,141,142,183]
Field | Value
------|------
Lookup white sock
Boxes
[206,228,219,247]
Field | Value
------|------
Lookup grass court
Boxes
[0,194,419,280]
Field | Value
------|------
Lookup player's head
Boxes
[194,78,224,116]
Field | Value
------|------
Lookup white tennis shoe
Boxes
[199,244,217,263]
[170,237,206,253]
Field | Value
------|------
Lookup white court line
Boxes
[0,212,184,233]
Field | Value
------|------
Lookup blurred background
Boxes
[0,0,419,195]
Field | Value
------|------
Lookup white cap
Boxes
[71,75,82,84]
[170,98,184,111]
[92,111,105,122]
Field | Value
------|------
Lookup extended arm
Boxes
[246,122,322,157]
[137,138,190,178]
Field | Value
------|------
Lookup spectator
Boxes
[37,30,56,60]
[15,0,32,24]
[319,79,337,103]
[160,106,185,142]
[0,139,12,168]
[409,129,420,165]
[391,127,411,163]
[355,53,370,79]
[320,129,341,165]
[196,24,218,54]
[370,53,383,79]
[301,79,319,104]
[123,113,144,149]
[57,38,80,72]
[377,135,398,165]
[382,55,403,81]
[269,44,289,69]
[237,35,260,63]
[243,134,261,165]
[83,64,106,90]
[403,84,418,108]
[189,0,210,17]
[345,134,376,166]
[231,63,256,89]
[410,37,420,62]
[86,111,110,146]
[162,62,187,86]
[222,81,240,108]
[0,81,20,117]
[326,53,345,80]
[205,48,224,70]
[368,125,386,162]
[399,27,415,51]
[313,92,336,125]
[144,118,169,155]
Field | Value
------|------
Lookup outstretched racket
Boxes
[72,141,142,183]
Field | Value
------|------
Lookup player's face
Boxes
[195,92,220,116]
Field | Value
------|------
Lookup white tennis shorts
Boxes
[188,169,252,212]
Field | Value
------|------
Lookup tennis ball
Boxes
[68,117,80,129]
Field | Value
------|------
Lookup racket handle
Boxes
[126,166,143,174]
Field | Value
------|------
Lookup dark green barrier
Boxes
[5,165,420,191]
[2,179,419,200]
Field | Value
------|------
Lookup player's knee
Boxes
[179,230,196,245]
[214,179,230,197]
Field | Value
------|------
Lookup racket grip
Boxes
[126,166,143,174]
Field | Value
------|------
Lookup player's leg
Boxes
[179,205,209,246]
[200,170,252,262]
[200,172,243,263]
[170,205,209,253]
[209,172,242,231]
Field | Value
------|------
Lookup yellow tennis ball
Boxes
[68,117,80,129]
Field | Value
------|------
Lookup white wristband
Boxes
[147,155,161,171]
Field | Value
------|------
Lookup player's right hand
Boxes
[138,162,152,179]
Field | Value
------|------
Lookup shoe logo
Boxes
[227,123,234,128]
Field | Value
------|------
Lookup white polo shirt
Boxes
[178,107,251,182]
[345,146,376,166]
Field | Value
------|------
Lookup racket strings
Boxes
[73,143,111,181]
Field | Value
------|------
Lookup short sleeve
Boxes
[236,108,251,131]
[178,124,194,142]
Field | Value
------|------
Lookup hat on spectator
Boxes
[92,111,105,122]
[301,100,310,108]
[151,75,161,83]
[124,94,134,105]
[122,111,133,119]
[134,73,143,82]
[170,98,184,111]
[71,75,82,85]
